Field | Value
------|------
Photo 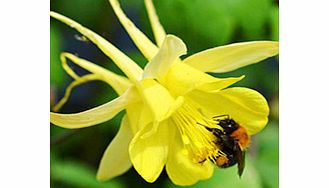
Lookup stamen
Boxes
[172,101,223,163]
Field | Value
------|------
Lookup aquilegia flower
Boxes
[50,0,278,186]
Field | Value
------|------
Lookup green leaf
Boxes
[270,6,279,41]
[227,0,271,40]
[52,0,105,27]
[255,124,279,188]
[51,158,124,188]
[50,25,66,86]
[154,0,235,51]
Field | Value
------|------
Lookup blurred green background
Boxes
[50,0,279,187]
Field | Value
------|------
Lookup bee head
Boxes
[219,118,239,134]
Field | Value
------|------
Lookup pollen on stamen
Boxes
[171,101,224,164]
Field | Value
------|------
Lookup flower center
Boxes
[171,101,223,163]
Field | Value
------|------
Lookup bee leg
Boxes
[206,127,223,138]
[197,123,223,137]
[209,156,216,164]
[198,158,207,164]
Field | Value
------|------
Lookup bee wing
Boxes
[236,144,246,177]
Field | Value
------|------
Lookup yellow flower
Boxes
[50,0,278,186]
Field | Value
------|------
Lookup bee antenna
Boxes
[213,114,230,120]
[197,122,214,132]
[197,122,206,127]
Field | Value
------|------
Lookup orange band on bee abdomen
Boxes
[231,126,250,150]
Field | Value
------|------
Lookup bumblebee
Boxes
[206,115,250,177]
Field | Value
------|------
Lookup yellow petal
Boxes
[60,53,132,95]
[50,87,139,129]
[109,0,158,60]
[166,125,214,186]
[97,115,132,181]
[137,78,183,123]
[129,120,171,183]
[143,35,186,82]
[165,62,244,96]
[197,75,245,92]
[52,74,102,112]
[183,41,279,73]
[50,11,143,81]
[124,92,164,137]
[126,101,156,137]
[144,0,166,46]
[188,87,270,135]
[125,102,145,134]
